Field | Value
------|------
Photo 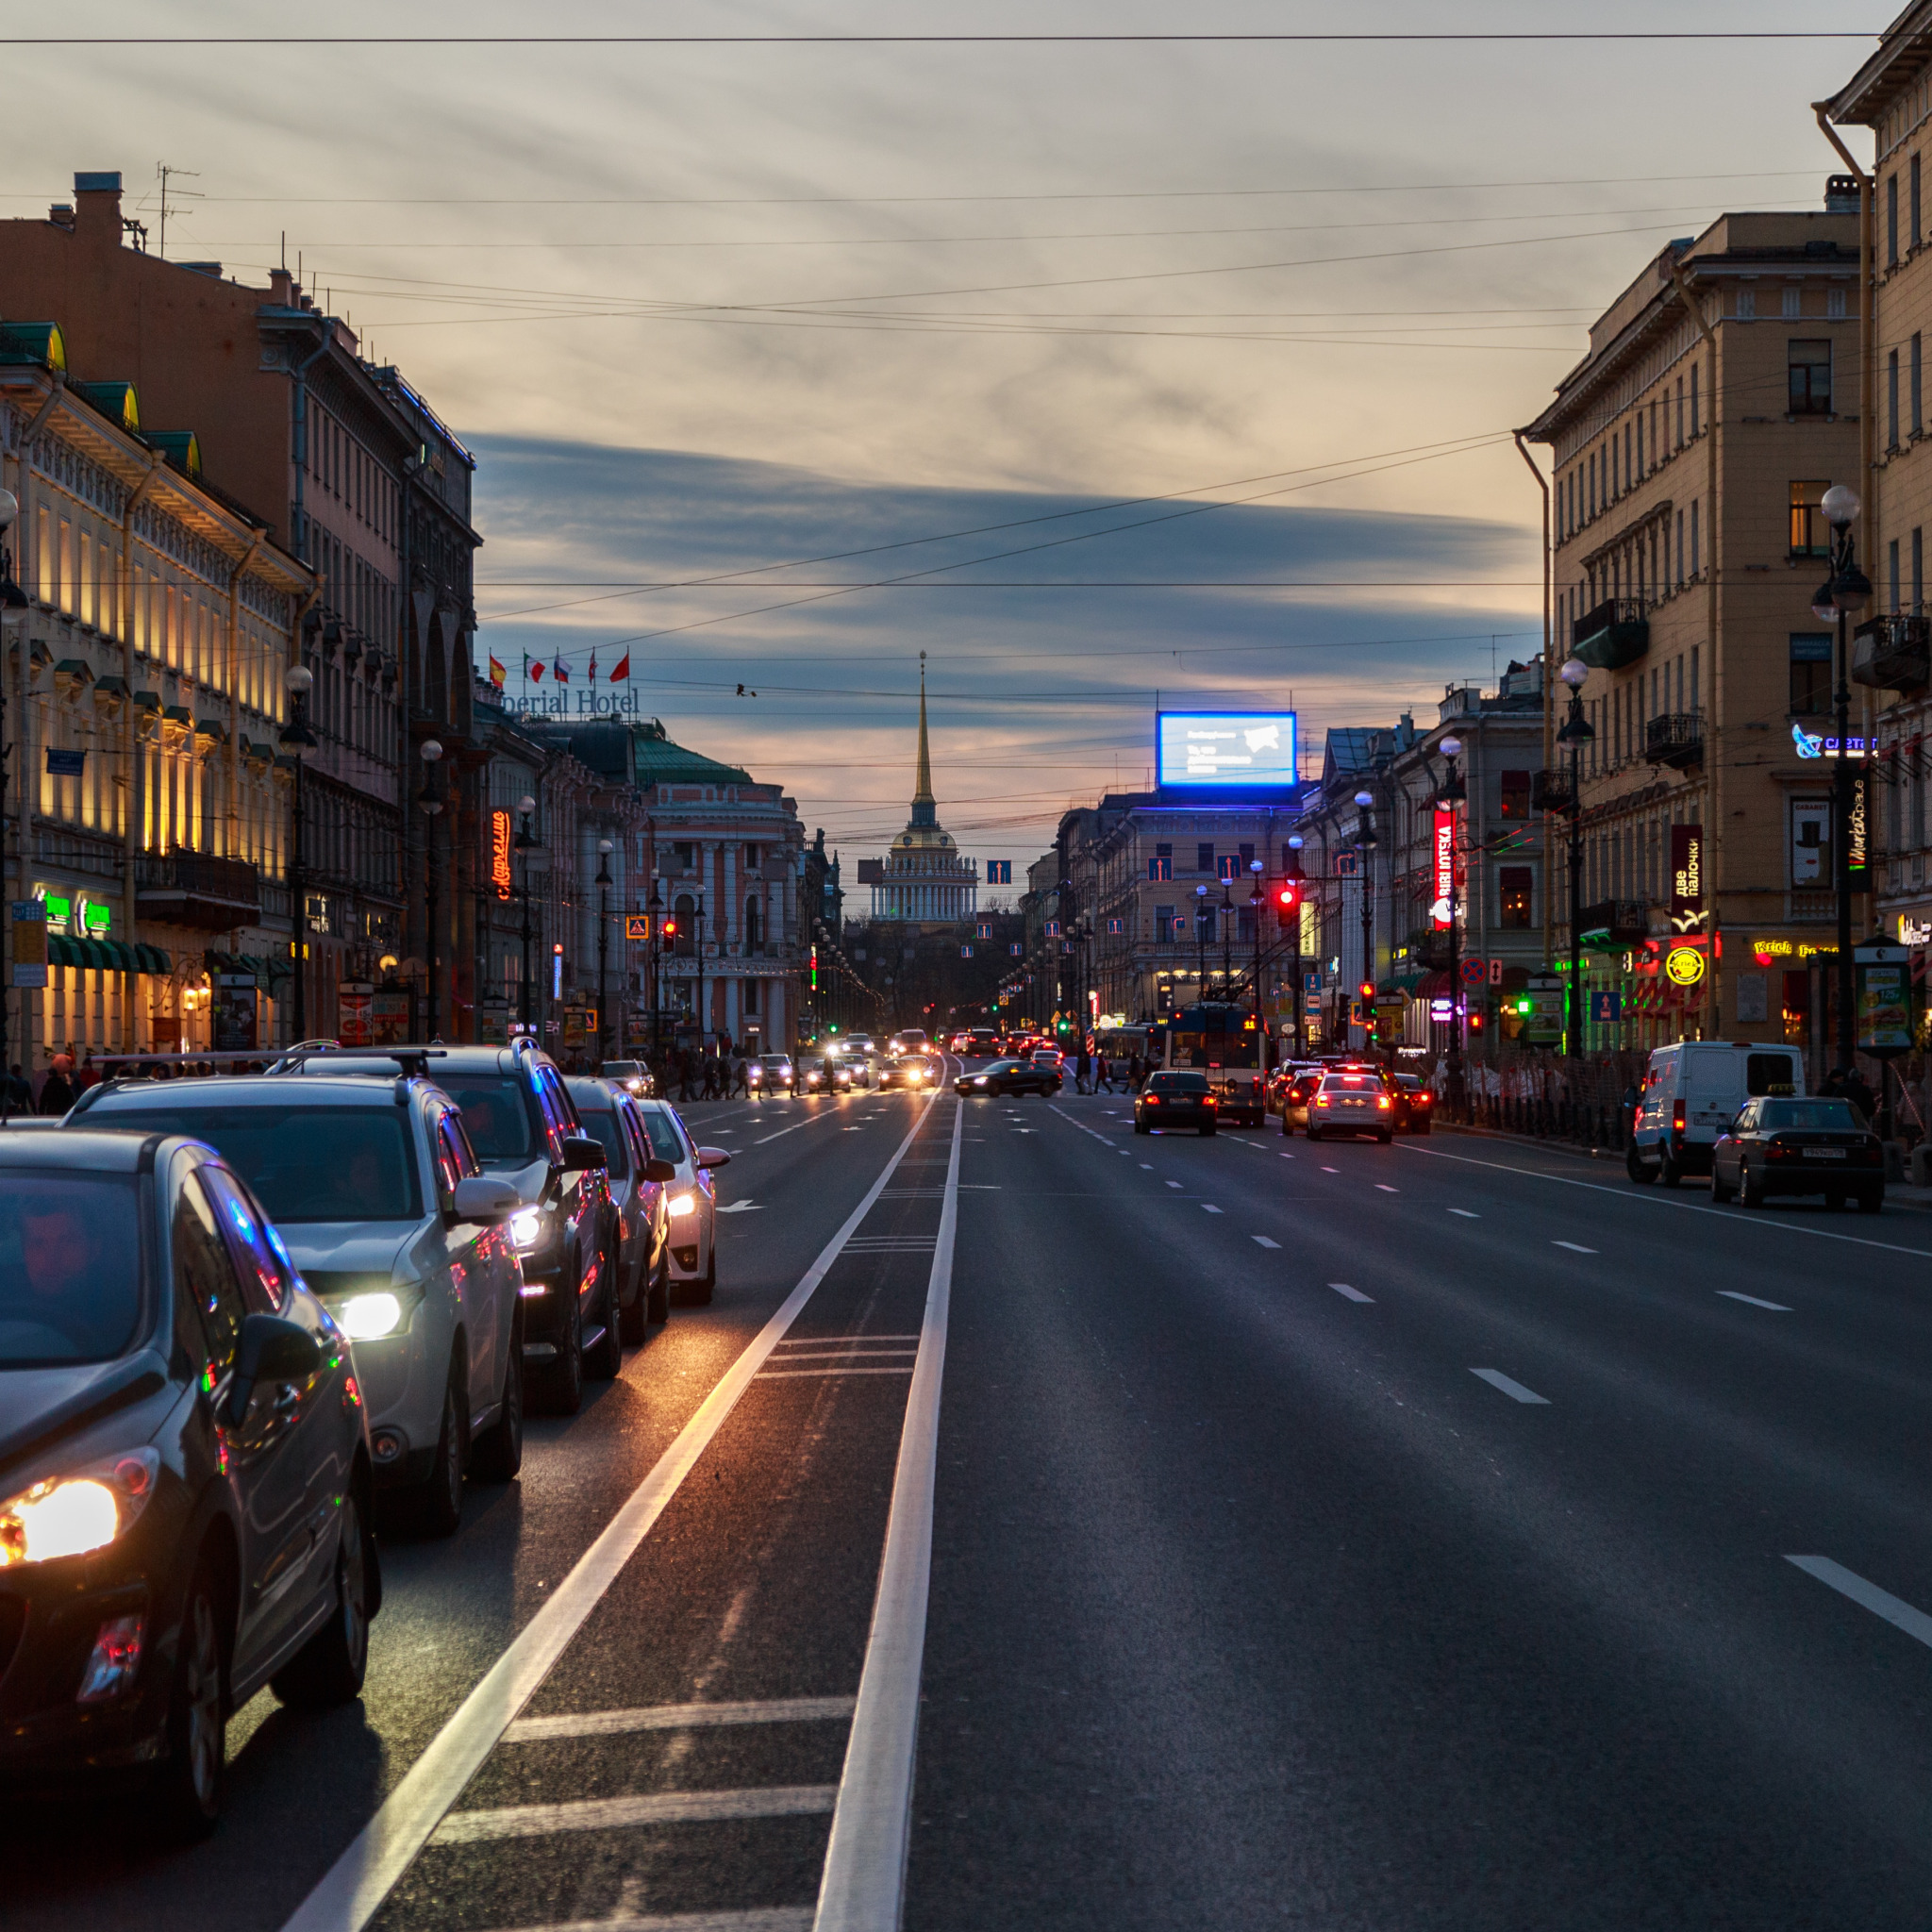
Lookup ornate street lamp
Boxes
[1556,658,1596,1057]
[1437,737,1465,1116]
[278,663,318,1041]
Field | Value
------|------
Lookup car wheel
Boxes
[584,1248,624,1379]
[273,1488,374,1707]
[415,1367,467,1538]
[1281,1116,1293,1136]
[694,1230,717,1305]
[1657,1148,1683,1188]
[1858,1188,1884,1214]
[646,1251,670,1324]
[1378,1131,1393,1145]
[471,1319,525,1481]
[155,1558,227,1840]
[1201,1123,1216,1137]
[1824,1188,1845,1212]
[1133,1119,1148,1134]
[1740,1161,1766,1208]
[1709,1164,1735,1205]
[537,1288,584,1415]
[1626,1142,1655,1185]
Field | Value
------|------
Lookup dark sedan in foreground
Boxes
[1134,1071,1219,1135]
[0,1129,378,1835]
[1709,1097,1884,1211]
[955,1058,1061,1098]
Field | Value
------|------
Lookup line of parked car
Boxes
[0,1037,729,1835]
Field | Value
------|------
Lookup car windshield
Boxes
[640,1108,687,1164]
[91,1105,424,1223]
[1759,1100,1859,1131]
[578,1107,629,1178]
[1395,1076,1424,1092]
[0,1173,146,1367]
[439,1075,538,1163]
[601,1061,642,1079]
[1149,1073,1210,1092]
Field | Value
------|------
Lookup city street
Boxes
[8,1081,1932,1930]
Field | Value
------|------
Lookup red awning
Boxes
[1414,969,1452,998]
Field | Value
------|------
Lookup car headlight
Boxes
[0,1448,160,1568]
[669,1191,699,1218]
[510,1207,547,1250]
[337,1291,408,1341]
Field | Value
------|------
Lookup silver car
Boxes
[635,1099,729,1305]
[71,1074,525,1535]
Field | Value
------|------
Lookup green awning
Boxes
[1379,973,1424,995]
[46,936,169,973]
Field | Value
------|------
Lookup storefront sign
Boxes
[1899,916,1932,946]
[1669,824,1705,931]
[1750,937,1837,962]
[1790,724,1872,758]
[1431,807,1455,928]
[10,901,47,989]
[32,887,111,939]
[338,980,375,1048]
[370,989,412,1045]
[491,810,513,901]
[1849,772,1870,889]
[1522,974,1565,1046]
[1855,941,1913,1054]
[1665,945,1707,988]
[213,974,258,1052]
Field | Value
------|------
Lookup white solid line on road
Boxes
[1552,1241,1598,1254]
[1202,1204,1224,1214]
[1785,1556,1932,1650]
[1448,1208,1479,1218]
[1396,1141,1932,1259]
[774,1336,923,1347]
[1717,1291,1793,1311]
[506,1698,858,1744]
[813,1093,963,1932]
[754,1108,846,1148]
[757,1367,919,1380]
[1470,1368,1551,1405]
[464,1908,812,1932]
[1253,1236,1281,1249]
[433,1786,840,1844]
[1374,1184,1399,1193]
[1328,1283,1374,1303]
[277,1093,946,1932]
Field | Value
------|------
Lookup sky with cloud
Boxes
[3,0,1884,883]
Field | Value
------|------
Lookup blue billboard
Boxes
[1156,711,1298,790]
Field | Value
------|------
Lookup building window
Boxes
[1914,152,1924,248]
[1238,842,1255,868]
[1499,770,1531,819]
[744,842,760,870]
[1498,868,1533,929]
[1783,286,1801,319]
[1892,539,1903,613]
[1154,903,1174,941]
[1675,376,1685,448]
[1690,500,1701,578]
[743,979,759,1014]
[1828,287,1847,319]
[1890,348,1902,450]
[1690,365,1700,436]
[1789,339,1832,415]
[1790,633,1833,716]
[1790,480,1831,558]
[1915,333,1924,437]
[1889,172,1900,267]
[1915,527,1924,609]
[1737,286,1757,320]
[1195,841,1214,874]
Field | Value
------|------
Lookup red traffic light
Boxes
[1274,881,1301,910]
[1358,981,1374,1000]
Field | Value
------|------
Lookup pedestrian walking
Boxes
[733,1050,751,1098]
[678,1051,696,1103]
[37,1053,75,1116]
[5,1061,29,1115]
[1840,1066,1876,1128]
[1075,1044,1092,1094]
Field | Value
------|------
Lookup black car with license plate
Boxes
[1134,1070,1219,1135]
[0,1129,379,1835]
[1710,1097,1884,1211]
[954,1058,1061,1099]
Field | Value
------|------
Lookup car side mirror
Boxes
[227,1311,320,1425]
[695,1146,732,1170]
[643,1158,678,1184]
[560,1135,607,1173]
[452,1174,523,1225]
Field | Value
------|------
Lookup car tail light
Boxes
[1315,1095,1331,1108]
[1376,1095,1391,1109]
[1145,1095,1160,1106]
[1204,1097,1217,1108]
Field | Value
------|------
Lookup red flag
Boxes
[610,652,630,682]
[529,659,544,682]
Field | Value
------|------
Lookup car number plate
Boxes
[1804,1148,1847,1159]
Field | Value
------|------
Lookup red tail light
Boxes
[1315,1096,1331,1108]
[1376,1095,1391,1110]
[1145,1095,1160,1106]
[1673,1098,1686,1134]
[1204,1097,1217,1108]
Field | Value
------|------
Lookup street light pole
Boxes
[278,662,317,1042]
[0,491,27,1099]
[595,837,613,1067]
[1287,835,1306,1058]
[1355,790,1376,1055]
[1811,484,1872,1078]
[1193,883,1209,1001]
[1557,658,1596,1059]
[418,740,444,1039]
[1247,858,1265,1064]
[1438,738,1466,1118]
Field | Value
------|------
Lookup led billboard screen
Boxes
[1156,711,1298,790]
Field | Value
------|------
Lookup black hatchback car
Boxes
[1134,1071,1219,1135]
[1709,1097,1885,1211]
[0,1129,378,1835]
[955,1058,1061,1098]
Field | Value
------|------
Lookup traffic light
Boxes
[1359,981,1374,1001]
[659,915,677,955]
[1274,880,1302,929]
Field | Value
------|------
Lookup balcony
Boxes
[1530,769,1574,814]
[135,852,261,931]
[1571,596,1650,672]
[1850,612,1931,693]
[1574,900,1649,950]
[1644,711,1705,770]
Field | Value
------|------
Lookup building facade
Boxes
[867,666,977,928]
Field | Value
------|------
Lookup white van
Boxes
[1627,1041,1805,1186]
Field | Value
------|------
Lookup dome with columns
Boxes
[870,655,978,926]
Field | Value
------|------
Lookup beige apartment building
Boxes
[1525,195,1862,1058]
[1831,12,1932,985]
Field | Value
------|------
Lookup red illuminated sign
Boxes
[1431,807,1455,929]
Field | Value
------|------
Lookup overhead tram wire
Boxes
[0,29,1890,42]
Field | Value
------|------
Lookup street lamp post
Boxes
[594,837,613,1067]
[1557,658,1596,1058]
[1810,484,1872,1078]
[1355,790,1377,1055]
[1247,858,1266,1065]
[647,875,662,1055]
[513,794,538,1029]
[278,662,318,1042]
[0,491,27,1099]
[1438,738,1466,1118]
[1287,835,1307,1058]
[694,893,708,1057]
[1193,882,1209,998]
[418,740,444,1039]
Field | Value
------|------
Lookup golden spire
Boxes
[912,650,934,809]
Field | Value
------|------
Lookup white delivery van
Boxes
[1627,1041,1805,1186]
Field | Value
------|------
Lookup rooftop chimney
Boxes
[73,171,124,248]
[1826,174,1861,215]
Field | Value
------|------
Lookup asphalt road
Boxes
[8,1078,1932,1930]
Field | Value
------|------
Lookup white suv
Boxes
[72,1072,525,1535]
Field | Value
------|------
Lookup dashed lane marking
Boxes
[1321,1166,1340,1174]
[1374,1184,1398,1193]
[1166,1180,1183,1189]
[1140,1163,1154,1170]
[1718,1291,1792,1311]
[1202,1204,1224,1215]
[1253,1236,1281,1249]
[758,1367,919,1380]
[1785,1557,1932,1650]
[1448,1208,1479,1219]
[1328,1283,1374,1303]
[432,1786,839,1844]
[1552,1241,1598,1254]
[505,1698,858,1743]
[1470,1368,1550,1405]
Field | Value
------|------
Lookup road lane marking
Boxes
[1253,1236,1281,1249]
[1470,1368,1550,1405]
[758,1367,919,1380]
[1321,1166,1340,1174]
[278,1092,946,1932]
[716,1201,762,1215]
[468,1908,811,1932]
[1717,1291,1792,1310]
[506,1698,858,1743]
[1374,1183,1398,1193]
[1448,1208,1479,1218]
[1202,1204,1223,1214]
[1785,1556,1932,1650]
[812,1094,962,1931]
[762,1349,920,1361]
[1165,1180,1182,1189]
[433,1786,840,1843]
[1552,1241,1598,1254]
[774,1334,922,1346]
[1396,1141,1932,1259]
[753,1109,846,1148]
[1140,1163,1154,1170]
[1328,1283,1374,1303]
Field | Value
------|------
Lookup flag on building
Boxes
[588,650,598,682]
[488,653,507,688]
[529,657,544,683]
[552,652,569,684]
[610,652,630,682]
